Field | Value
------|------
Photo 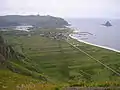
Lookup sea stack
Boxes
[102,21,112,27]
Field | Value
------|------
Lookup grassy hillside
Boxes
[0,28,120,89]
[0,69,58,90]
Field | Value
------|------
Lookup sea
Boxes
[66,18,120,51]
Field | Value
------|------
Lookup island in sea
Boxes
[102,21,112,27]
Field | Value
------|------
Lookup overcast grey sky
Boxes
[0,0,120,18]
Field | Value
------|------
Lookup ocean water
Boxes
[66,18,120,51]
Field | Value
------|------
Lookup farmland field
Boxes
[1,29,120,89]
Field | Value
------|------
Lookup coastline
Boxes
[69,34,120,53]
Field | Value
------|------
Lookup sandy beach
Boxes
[69,34,120,53]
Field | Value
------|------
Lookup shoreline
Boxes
[69,34,120,53]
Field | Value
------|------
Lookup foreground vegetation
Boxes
[0,28,120,89]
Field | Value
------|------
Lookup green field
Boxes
[0,29,120,89]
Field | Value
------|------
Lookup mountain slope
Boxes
[0,29,120,89]
[0,15,69,28]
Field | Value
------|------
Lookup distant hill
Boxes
[0,18,20,27]
[0,15,70,28]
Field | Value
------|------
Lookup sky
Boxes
[0,0,120,18]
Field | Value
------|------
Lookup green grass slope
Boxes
[0,69,38,90]
[0,29,120,89]
[0,69,58,90]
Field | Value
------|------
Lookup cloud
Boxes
[0,0,119,18]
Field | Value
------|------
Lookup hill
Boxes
[0,29,120,90]
[0,15,69,28]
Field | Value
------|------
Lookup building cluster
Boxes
[0,25,34,31]
[39,32,68,40]
[0,25,69,41]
